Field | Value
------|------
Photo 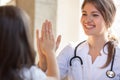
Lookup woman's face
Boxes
[81,3,107,37]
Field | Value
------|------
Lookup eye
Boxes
[92,14,99,17]
[82,13,87,16]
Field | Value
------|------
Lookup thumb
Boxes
[56,35,61,51]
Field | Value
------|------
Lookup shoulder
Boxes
[114,45,120,65]
[57,42,75,63]
[57,41,82,58]
[115,45,120,56]
[113,46,120,74]
[76,40,88,50]
[57,41,88,59]
[60,40,87,53]
[19,66,46,80]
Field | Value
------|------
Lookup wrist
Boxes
[38,61,47,72]
[45,51,56,58]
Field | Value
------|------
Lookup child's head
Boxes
[0,5,35,78]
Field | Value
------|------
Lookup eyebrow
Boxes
[82,10,100,14]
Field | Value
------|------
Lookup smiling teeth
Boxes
[86,26,94,29]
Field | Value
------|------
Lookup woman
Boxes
[38,0,120,80]
[0,6,59,80]
[57,0,120,80]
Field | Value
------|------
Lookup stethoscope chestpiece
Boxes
[106,70,115,78]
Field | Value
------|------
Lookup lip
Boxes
[85,25,95,29]
[84,24,95,30]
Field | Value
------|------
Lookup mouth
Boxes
[84,24,95,29]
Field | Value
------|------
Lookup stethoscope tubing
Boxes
[69,41,116,78]
[110,48,116,71]
[70,40,86,66]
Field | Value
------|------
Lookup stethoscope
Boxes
[69,41,116,78]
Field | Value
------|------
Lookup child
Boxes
[0,5,59,80]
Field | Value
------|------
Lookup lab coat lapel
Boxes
[68,59,83,80]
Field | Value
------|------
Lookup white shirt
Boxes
[19,66,47,80]
[57,41,120,80]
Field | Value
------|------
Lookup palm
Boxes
[36,20,61,71]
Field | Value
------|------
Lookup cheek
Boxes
[95,18,105,27]
[80,17,84,24]
[97,21,107,32]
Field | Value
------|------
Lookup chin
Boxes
[84,32,94,36]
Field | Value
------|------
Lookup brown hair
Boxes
[81,0,117,68]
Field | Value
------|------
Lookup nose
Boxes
[84,15,92,23]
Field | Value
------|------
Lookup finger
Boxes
[36,29,46,60]
[36,29,39,40]
[36,29,44,55]
[38,37,45,57]
[36,29,40,49]
[48,21,53,40]
[45,20,49,39]
[56,35,61,51]
[42,21,46,40]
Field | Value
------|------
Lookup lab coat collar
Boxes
[76,41,89,56]
[100,44,108,55]
[77,41,109,56]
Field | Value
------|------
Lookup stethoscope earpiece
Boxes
[106,70,115,78]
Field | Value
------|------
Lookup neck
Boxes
[87,34,108,52]
[87,35,108,63]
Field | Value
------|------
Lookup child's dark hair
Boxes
[0,6,35,80]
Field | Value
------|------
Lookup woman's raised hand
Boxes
[36,20,61,71]
[37,20,61,56]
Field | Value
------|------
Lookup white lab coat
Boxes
[57,41,120,80]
